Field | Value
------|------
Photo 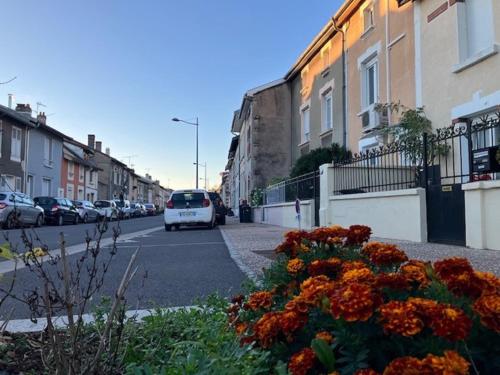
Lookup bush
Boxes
[122,295,270,374]
[290,144,351,178]
[230,226,500,375]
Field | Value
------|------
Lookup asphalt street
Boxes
[0,216,246,319]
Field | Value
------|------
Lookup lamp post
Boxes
[194,162,207,190]
[172,117,199,189]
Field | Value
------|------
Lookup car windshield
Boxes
[171,193,205,209]
[114,201,124,208]
[94,201,110,208]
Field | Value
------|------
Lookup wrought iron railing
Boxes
[264,171,320,205]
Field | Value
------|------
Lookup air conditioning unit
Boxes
[361,106,388,132]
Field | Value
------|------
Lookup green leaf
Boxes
[311,338,336,372]
[274,360,289,375]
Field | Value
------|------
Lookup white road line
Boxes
[104,241,226,248]
[0,226,164,274]
[0,305,197,333]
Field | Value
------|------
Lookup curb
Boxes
[218,227,258,282]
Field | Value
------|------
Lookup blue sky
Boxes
[1,0,342,190]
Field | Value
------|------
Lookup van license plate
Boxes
[180,212,196,217]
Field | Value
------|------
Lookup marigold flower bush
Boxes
[230,225,500,375]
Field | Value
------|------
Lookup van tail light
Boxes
[166,200,174,209]
[51,204,60,212]
[0,203,6,209]
[202,199,210,208]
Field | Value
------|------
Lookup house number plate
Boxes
[442,186,452,192]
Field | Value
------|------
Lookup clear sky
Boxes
[1,0,342,190]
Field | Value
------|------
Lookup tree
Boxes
[290,144,351,178]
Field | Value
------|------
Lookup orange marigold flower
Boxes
[315,331,334,344]
[362,241,386,254]
[246,291,273,311]
[300,276,336,305]
[300,243,311,253]
[400,260,431,288]
[366,244,408,266]
[473,294,500,333]
[422,350,470,375]
[280,310,308,338]
[383,356,427,375]
[235,322,248,335]
[434,257,474,283]
[345,225,372,246]
[327,236,344,246]
[428,304,472,341]
[355,370,380,375]
[285,296,310,314]
[253,312,281,348]
[288,347,316,375]
[341,267,376,285]
[285,230,310,243]
[341,260,369,273]
[288,258,306,275]
[407,297,439,324]
[379,301,424,337]
[307,257,342,277]
[329,282,381,322]
[474,271,500,294]
[375,273,411,290]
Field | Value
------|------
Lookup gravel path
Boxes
[220,218,500,276]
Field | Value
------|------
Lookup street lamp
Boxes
[194,162,207,190]
[172,117,199,189]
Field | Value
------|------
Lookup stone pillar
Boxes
[319,163,334,227]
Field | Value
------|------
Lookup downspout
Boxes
[332,17,349,148]
[24,127,30,193]
[385,0,392,126]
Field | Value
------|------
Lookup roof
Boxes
[245,78,286,97]
[63,144,99,169]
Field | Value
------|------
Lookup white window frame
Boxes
[321,43,331,70]
[10,126,22,162]
[27,175,34,197]
[79,165,85,183]
[300,101,311,144]
[361,56,378,111]
[44,136,53,167]
[67,183,74,200]
[300,66,311,95]
[361,1,374,35]
[15,177,22,192]
[68,161,74,180]
[42,178,51,196]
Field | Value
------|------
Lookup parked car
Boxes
[144,203,157,216]
[73,200,101,223]
[164,189,215,231]
[129,203,143,218]
[138,204,147,216]
[0,192,45,229]
[114,199,132,219]
[94,200,119,221]
[208,192,227,225]
[34,197,80,226]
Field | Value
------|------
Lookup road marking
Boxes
[0,305,197,333]
[0,226,164,274]
[104,241,226,249]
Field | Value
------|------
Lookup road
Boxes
[0,216,245,319]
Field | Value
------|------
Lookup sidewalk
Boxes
[220,218,500,278]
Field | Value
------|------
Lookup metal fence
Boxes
[332,116,500,195]
[264,170,320,205]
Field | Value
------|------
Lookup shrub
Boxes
[231,226,500,375]
[290,144,351,178]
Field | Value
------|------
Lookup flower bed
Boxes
[230,225,500,375]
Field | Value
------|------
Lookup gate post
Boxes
[466,121,474,182]
[422,132,428,188]
[319,163,334,227]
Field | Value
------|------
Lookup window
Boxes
[15,177,22,192]
[67,183,74,200]
[321,45,331,70]
[27,175,34,197]
[89,171,94,183]
[0,175,15,191]
[11,126,22,162]
[322,90,333,131]
[301,106,310,143]
[362,57,378,109]
[68,161,74,180]
[362,1,374,33]
[44,136,53,167]
[79,166,85,182]
[78,187,84,200]
[42,178,51,196]
[462,0,494,60]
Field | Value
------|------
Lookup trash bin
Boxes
[239,205,252,223]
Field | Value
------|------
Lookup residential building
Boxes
[0,104,31,192]
[225,134,240,213]
[230,80,292,204]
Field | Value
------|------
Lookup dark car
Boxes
[34,197,80,226]
[144,203,156,216]
[208,192,227,225]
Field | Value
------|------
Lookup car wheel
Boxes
[57,215,64,226]
[35,214,43,228]
[165,224,172,232]
[208,220,215,230]
[4,213,15,229]
[73,215,79,225]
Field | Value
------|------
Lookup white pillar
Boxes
[319,163,334,227]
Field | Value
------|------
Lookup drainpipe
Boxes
[332,17,349,148]
[24,128,30,193]
[385,0,392,126]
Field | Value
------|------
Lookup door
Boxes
[426,183,466,246]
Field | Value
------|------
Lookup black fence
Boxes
[332,116,500,195]
[264,171,320,205]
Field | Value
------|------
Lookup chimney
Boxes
[37,112,47,125]
[95,141,102,152]
[88,134,95,149]
[15,103,32,117]
[7,94,13,109]
[105,147,110,155]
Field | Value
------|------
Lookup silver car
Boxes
[73,200,101,223]
[0,191,45,229]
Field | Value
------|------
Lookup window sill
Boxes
[298,140,310,148]
[44,162,54,169]
[361,25,374,40]
[10,157,21,163]
[452,44,499,74]
[319,128,333,138]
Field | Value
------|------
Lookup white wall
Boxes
[463,180,500,251]
[253,200,315,230]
